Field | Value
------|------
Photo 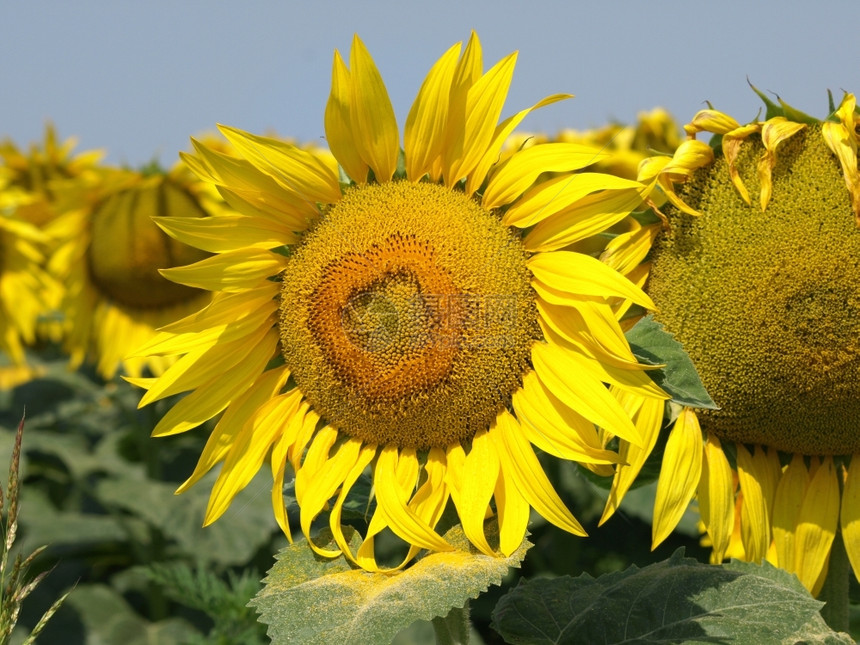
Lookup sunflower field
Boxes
[2,32,860,645]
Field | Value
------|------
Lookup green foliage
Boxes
[146,563,268,644]
[0,358,283,643]
[626,314,717,410]
[491,549,853,645]
[252,522,530,645]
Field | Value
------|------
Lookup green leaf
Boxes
[96,470,278,565]
[626,315,717,409]
[491,549,845,645]
[252,521,530,645]
[63,584,199,645]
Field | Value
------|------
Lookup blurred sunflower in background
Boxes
[49,159,229,380]
[130,32,669,571]
[600,90,860,595]
[0,125,102,356]
[0,213,54,373]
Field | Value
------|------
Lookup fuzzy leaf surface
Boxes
[253,522,530,645]
[491,550,838,644]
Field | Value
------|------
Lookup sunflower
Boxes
[0,124,103,231]
[131,32,667,571]
[600,91,860,595]
[50,160,227,380]
[0,212,54,370]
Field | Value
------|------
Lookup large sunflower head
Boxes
[52,158,228,380]
[133,33,666,570]
[600,90,860,595]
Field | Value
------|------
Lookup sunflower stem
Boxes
[819,529,849,633]
[431,603,470,645]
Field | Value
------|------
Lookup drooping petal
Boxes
[794,456,840,594]
[204,389,303,525]
[599,393,663,525]
[698,434,735,563]
[299,436,364,558]
[493,410,586,536]
[841,456,860,581]
[374,446,452,552]
[736,445,780,563]
[758,117,807,210]
[494,459,530,556]
[531,341,643,447]
[458,428,500,556]
[772,453,810,573]
[652,408,703,548]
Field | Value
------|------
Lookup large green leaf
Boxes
[626,315,717,409]
[62,584,199,645]
[96,470,278,565]
[253,522,530,645]
[491,550,852,644]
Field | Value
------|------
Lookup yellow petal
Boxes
[176,366,290,494]
[758,118,807,210]
[328,444,378,566]
[153,213,298,253]
[374,446,452,552]
[841,456,860,582]
[159,249,287,292]
[531,342,643,447]
[324,50,369,184]
[736,444,780,563]
[466,93,572,196]
[482,143,610,209]
[528,250,656,310]
[150,329,279,437]
[458,428,500,556]
[404,42,461,182]
[135,284,278,355]
[685,109,742,135]
[204,389,303,525]
[772,453,810,573]
[599,394,663,525]
[444,52,517,186]
[138,319,275,407]
[493,410,586,536]
[349,35,400,182]
[652,408,703,548]
[217,125,340,205]
[494,459,530,556]
[795,457,840,593]
[299,436,364,558]
[697,434,735,562]
[504,172,642,228]
[513,372,620,465]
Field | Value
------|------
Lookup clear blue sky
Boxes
[2,1,857,167]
